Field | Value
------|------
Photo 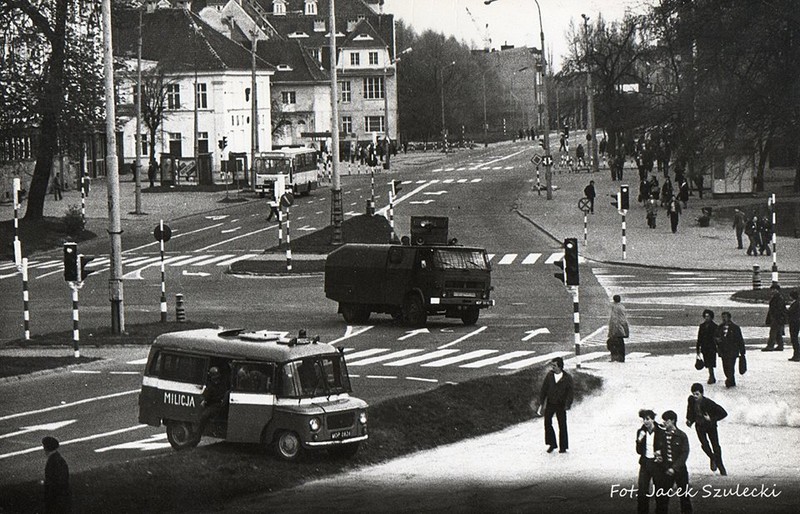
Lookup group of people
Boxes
[639,172,690,233]
[732,207,775,257]
[763,285,800,359]
[694,309,748,387]
[636,384,728,514]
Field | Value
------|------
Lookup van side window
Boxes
[233,362,275,393]
[160,352,206,384]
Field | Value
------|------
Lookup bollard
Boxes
[752,265,761,290]
[175,293,186,322]
[366,199,375,216]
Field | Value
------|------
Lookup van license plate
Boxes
[330,430,351,439]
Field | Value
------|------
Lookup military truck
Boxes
[324,216,493,326]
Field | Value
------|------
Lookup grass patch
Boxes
[0,217,97,261]
[0,368,602,514]
[731,286,799,303]
[0,356,101,378]
[271,213,396,254]
[1,321,218,350]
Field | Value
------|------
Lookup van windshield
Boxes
[278,355,352,398]
[432,249,488,270]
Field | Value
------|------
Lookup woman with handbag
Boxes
[696,309,718,384]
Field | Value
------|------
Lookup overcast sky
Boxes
[382,0,650,70]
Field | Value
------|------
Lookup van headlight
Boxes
[359,411,368,425]
[309,417,321,432]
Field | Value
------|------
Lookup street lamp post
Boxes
[485,0,552,199]
[482,72,488,147]
[582,14,599,174]
[383,47,411,171]
[329,0,343,244]
[440,60,456,152]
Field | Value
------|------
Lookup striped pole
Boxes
[621,212,627,260]
[536,166,541,196]
[370,169,375,202]
[753,264,761,290]
[572,286,581,356]
[80,175,87,220]
[13,178,22,268]
[583,212,588,247]
[22,257,30,340]
[159,219,167,323]
[71,285,80,358]
[285,206,292,272]
[277,208,283,249]
[388,190,395,230]
[770,194,778,287]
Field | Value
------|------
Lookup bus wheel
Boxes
[328,442,360,459]
[275,431,303,461]
[460,307,480,326]
[341,303,369,324]
[402,294,427,327]
[166,421,200,451]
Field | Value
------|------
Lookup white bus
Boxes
[251,147,319,200]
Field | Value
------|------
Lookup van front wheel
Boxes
[275,431,303,461]
[166,421,200,451]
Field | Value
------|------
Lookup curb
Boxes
[0,360,104,385]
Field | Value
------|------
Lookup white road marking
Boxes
[497,254,517,265]
[0,425,149,460]
[498,351,571,370]
[438,326,488,349]
[459,350,534,368]
[521,253,541,264]
[348,349,424,366]
[0,389,139,422]
[384,350,459,367]
[421,350,499,367]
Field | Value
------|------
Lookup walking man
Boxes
[715,311,746,388]
[654,410,692,514]
[763,284,787,352]
[732,208,746,250]
[745,214,760,256]
[685,383,728,476]
[636,409,663,514]
[537,357,574,454]
[667,195,682,234]
[607,295,629,362]
[583,180,596,214]
[788,291,800,361]
[42,436,71,513]
[696,309,718,384]
[51,173,63,201]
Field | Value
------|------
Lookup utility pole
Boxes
[582,14,599,174]
[101,0,124,333]
[329,0,343,244]
[251,29,259,184]
[134,5,143,214]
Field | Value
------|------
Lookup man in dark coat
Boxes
[654,410,692,514]
[744,214,760,256]
[788,291,800,362]
[42,436,70,513]
[732,208,746,250]
[537,357,574,454]
[583,180,596,214]
[715,311,746,388]
[696,309,718,384]
[686,383,728,476]
[636,409,664,514]
[763,284,787,352]
[758,215,773,256]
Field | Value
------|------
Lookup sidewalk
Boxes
[515,162,800,273]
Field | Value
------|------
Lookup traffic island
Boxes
[229,214,396,275]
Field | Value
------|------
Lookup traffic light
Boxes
[564,238,579,286]
[553,259,566,284]
[218,136,228,150]
[620,184,630,211]
[392,179,403,196]
[79,255,95,281]
[63,242,78,282]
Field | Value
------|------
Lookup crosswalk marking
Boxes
[521,253,541,264]
[347,349,424,366]
[421,349,498,367]
[168,255,212,267]
[459,350,535,368]
[214,254,258,266]
[498,351,571,370]
[191,254,235,266]
[384,349,459,367]
[544,252,563,264]
[497,254,517,265]
[344,348,390,360]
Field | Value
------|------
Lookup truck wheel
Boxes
[341,303,370,324]
[460,307,480,326]
[328,442,360,459]
[166,421,200,451]
[402,294,427,326]
[275,431,303,461]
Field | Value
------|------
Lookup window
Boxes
[340,81,351,103]
[168,132,182,157]
[310,48,320,61]
[341,116,352,133]
[305,0,318,16]
[281,91,296,104]
[363,77,385,99]
[197,132,209,154]
[368,51,379,65]
[313,19,325,32]
[155,352,207,384]
[136,134,149,156]
[232,362,275,393]
[278,357,351,398]
[346,19,359,32]
[350,52,360,66]
[196,82,207,109]
[245,87,251,102]
[273,0,286,15]
[365,116,384,133]
[166,84,180,109]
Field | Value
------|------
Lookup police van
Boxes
[138,328,368,460]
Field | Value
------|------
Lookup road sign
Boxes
[280,192,294,208]
[153,224,172,242]
[530,154,542,166]
[542,155,554,167]
[578,198,592,213]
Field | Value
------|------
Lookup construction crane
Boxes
[465,7,491,52]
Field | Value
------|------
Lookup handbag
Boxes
[695,356,705,370]
[739,355,747,375]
